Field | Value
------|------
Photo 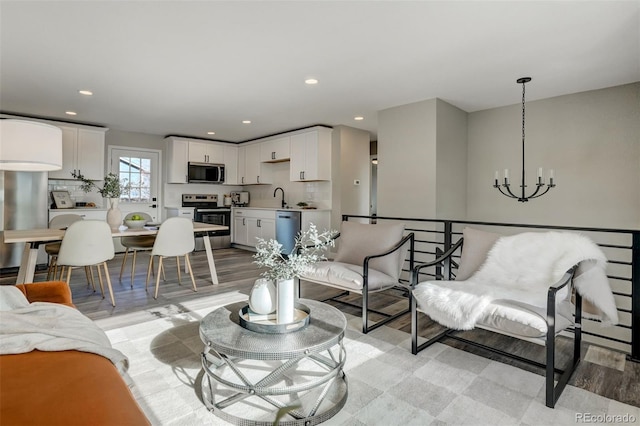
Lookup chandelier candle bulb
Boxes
[494,171,499,186]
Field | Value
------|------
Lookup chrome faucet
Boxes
[273,187,286,208]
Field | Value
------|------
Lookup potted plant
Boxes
[252,223,335,323]
[71,171,129,229]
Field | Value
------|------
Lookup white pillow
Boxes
[456,227,502,281]
[0,286,30,311]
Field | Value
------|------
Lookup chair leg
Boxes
[88,266,96,291]
[176,256,182,285]
[119,248,130,282]
[185,254,197,292]
[96,264,105,298]
[362,286,369,334]
[65,266,72,284]
[102,262,115,307]
[84,266,92,288]
[130,250,137,289]
[47,255,56,280]
[146,256,154,291]
[154,256,164,299]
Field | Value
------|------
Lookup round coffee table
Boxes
[199,299,348,426]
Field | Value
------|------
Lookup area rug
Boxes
[95,292,640,425]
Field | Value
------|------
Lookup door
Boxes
[109,147,161,222]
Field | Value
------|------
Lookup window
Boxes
[118,156,151,203]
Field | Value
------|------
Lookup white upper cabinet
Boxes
[260,136,290,163]
[189,141,224,164]
[244,144,271,184]
[289,128,331,181]
[223,145,239,185]
[166,137,189,183]
[49,126,106,180]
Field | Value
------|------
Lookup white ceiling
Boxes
[1,1,638,142]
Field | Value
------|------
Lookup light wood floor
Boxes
[2,248,638,407]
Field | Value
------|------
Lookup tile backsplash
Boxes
[48,179,105,208]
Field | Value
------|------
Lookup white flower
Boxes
[253,223,336,281]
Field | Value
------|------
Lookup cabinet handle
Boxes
[257,219,261,227]
[302,171,305,180]
[241,176,244,184]
[272,151,275,160]
[243,218,245,226]
[299,171,303,180]
[257,176,260,183]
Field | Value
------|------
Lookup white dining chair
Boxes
[45,214,84,281]
[146,217,197,299]
[119,211,156,288]
[56,220,117,306]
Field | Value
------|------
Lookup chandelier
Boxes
[493,77,555,202]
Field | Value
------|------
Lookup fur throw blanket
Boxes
[413,232,618,331]
[0,287,128,374]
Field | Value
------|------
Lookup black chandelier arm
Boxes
[494,183,519,199]
[526,183,555,200]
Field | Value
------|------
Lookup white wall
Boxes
[378,99,438,218]
[467,82,640,229]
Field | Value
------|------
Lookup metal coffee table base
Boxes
[199,300,349,426]
[201,342,348,426]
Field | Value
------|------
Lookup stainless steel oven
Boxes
[182,194,231,249]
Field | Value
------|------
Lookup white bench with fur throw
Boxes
[410,227,619,408]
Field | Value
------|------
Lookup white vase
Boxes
[106,198,122,230]
[276,278,295,324]
[248,278,276,314]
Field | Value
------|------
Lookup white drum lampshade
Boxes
[0,119,63,171]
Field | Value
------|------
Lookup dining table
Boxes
[3,221,228,285]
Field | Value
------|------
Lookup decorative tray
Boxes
[239,303,310,334]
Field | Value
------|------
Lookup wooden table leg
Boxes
[201,233,218,285]
[15,243,39,284]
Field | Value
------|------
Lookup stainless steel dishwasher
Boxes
[276,210,301,254]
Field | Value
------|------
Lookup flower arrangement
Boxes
[253,223,336,281]
[71,171,129,198]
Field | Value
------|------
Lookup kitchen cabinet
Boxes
[260,136,290,162]
[223,145,239,185]
[289,129,331,182]
[165,137,189,183]
[49,209,107,221]
[232,208,275,247]
[238,144,271,185]
[189,141,224,164]
[48,126,106,180]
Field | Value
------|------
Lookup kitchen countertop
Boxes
[50,208,107,212]
[231,206,331,212]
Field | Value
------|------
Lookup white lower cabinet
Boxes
[232,209,276,248]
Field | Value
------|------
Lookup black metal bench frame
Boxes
[409,238,582,408]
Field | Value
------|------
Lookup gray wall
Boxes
[331,125,371,228]
[467,82,640,229]
[378,99,438,218]
[376,82,639,230]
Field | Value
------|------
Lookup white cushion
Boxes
[0,286,30,311]
[456,227,501,280]
[416,294,574,338]
[334,221,406,280]
[300,261,398,292]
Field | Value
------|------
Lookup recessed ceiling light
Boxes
[78,90,93,96]
[207,131,216,135]
[354,116,364,121]
[242,120,251,124]
[65,111,77,116]
[305,78,318,85]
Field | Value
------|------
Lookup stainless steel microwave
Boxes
[188,162,225,184]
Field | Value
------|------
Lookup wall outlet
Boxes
[354,179,360,185]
